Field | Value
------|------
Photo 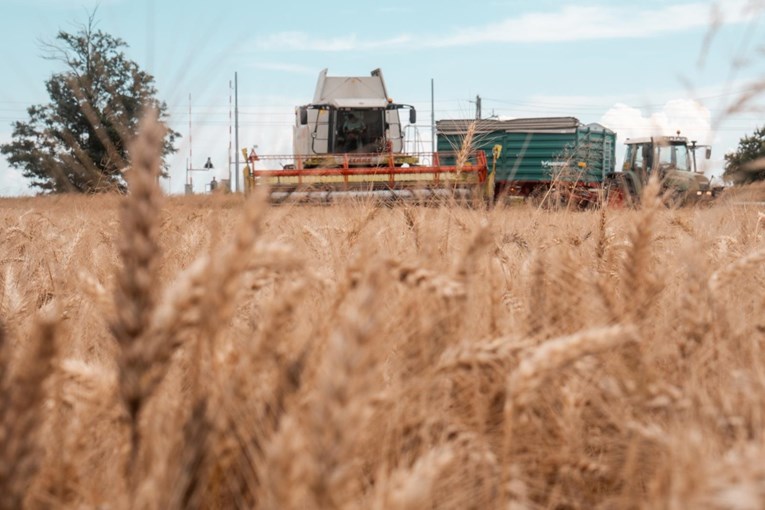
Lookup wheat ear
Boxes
[507,324,639,408]
[708,247,765,293]
[370,446,456,510]
[110,109,165,481]
[621,175,661,321]
[455,121,477,173]
[0,311,58,510]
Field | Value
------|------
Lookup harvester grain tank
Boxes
[244,69,489,203]
[437,117,616,205]
[605,135,713,206]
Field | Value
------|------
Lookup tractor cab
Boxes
[623,136,695,178]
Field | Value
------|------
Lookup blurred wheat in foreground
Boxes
[1,128,765,509]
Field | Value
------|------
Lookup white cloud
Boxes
[600,99,718,172]
[8,0,123,6]
[249,62,318,75]
[0,168,34,197]
[376,6,413,14]
[255,1,758,51]
[427,1,755,46]
[255,32,413,52]
[0,131,34,196]
[600,99,713,143]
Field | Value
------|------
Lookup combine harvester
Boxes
[243,69,490,203]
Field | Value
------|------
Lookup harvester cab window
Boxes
[336,109,385,153]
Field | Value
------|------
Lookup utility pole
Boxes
[229,79,233,190]
[234,72,240,193]
[431,78,435,156]
[475,94,482,120]
[186,93,193,195]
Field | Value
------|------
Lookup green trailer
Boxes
[436,117,616,204]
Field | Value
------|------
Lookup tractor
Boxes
[606,135,713,206]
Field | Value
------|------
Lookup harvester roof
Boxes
[312,68,391,108]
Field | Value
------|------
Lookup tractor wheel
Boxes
[603,176,632,208]
[660,189,685,208]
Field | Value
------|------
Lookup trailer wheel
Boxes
[527,185,564,209]
[526,186,545,207]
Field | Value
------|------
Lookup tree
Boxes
[723,126,765,185]
[1,13,179,193]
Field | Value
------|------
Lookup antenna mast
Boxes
[234,72,240,193]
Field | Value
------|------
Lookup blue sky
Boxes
[0,0,762,194]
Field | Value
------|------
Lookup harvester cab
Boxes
[607,135,713,206]
[294,68,418,167]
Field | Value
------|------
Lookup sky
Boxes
[0,0,763,195]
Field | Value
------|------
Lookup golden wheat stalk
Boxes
[455,121,477,174]
[620,175,662,321]
[0,309,58,509]
[370,446,456,510]
[110,109,166,485]
[708,247,765,292]
[507,324,639,407]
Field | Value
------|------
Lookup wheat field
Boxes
[1,126,765,509]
